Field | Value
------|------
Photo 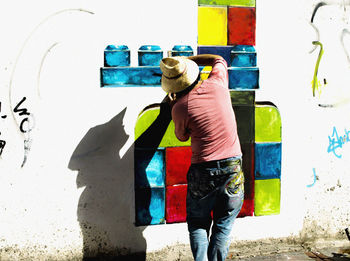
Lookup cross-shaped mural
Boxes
[99,0,282,226]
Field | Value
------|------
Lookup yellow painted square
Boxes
[200,66,212,80]
[198,6,227,46]
[255,105,282,143]
[254,179,281,216]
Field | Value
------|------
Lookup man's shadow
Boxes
[68,108,146,260]
[68,103,172,260]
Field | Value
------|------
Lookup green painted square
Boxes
[255,105,281,143]
[254,179,281,216]
[135,107,159,143]
[230,90,255,105]
[161,121,191,147]
[198,0,255,7]
[135,107,190,148]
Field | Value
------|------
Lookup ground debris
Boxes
[305,250,350,260]
[305,251,333,260]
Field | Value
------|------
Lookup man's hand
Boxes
[162,93,176,108]
[186,54,223,66]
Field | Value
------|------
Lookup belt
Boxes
[194,158,241,169]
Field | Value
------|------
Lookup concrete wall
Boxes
[0,0,349,259]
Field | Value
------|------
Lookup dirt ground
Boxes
[146,238,350,261]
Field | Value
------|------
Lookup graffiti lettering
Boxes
[12,97,34,167]
[19,117,34,133]
[13,97,33,133]
[0,103,7,156]
[0,103,7,119]
[309,1,350,105]
[327,126,350,158]
[0,98,34,157]
[0,139,6,156]
[13,97,30,116]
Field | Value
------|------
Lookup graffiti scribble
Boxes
[13,97,30,116]
[8,9,94,167]
[12,97,35,167]
[311,41,325,97]
[0,103,7,156]
[13,97,34,134]
[318,97,350,107]
[309,2,326,53]
[0,98,36,163]
[0,139,5,156]
[327,126,350,158]
[0,102,7,119]
[37,42,60,98]
[309,1,350,101]
[19,116,35,134]
[319,103,334,108]
[21,137,32,168]
[341,29,350,64]
[307,168,317,187]
[311,2,327,23]
[9,8,94,127]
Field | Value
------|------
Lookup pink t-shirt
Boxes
[171,58,242,163]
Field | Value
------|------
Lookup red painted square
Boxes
[228,7,256,46]
[166,147,192,186]
[238,199,254,217]
[236,143,255,217]
[166,185,187,223]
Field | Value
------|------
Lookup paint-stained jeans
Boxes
[186,157,244,261]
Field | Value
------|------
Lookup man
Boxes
[160,54,245,261]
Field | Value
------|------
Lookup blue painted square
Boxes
[138,45,163,66]
[135,148,165,188]
[100,67,162,87]
[197,46,234,65]
[231,52,256,67]
[255,143,282,180]
[231,45,256,67]
[135,187,165,226]
[228,67,259,89]
[104,45,130,67]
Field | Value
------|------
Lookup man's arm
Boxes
[185,54,223,66]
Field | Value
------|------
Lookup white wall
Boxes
[255,0,350,241]
[0,0,349,259]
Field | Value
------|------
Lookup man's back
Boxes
[172,58,242,163]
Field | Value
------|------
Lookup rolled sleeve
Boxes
[208,58,228,85]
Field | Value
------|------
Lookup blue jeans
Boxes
[186,157,244,261]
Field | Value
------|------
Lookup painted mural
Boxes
[99,0,282,226]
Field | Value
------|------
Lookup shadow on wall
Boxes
[68,108,146,260]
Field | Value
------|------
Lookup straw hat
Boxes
[160,57,199,93]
